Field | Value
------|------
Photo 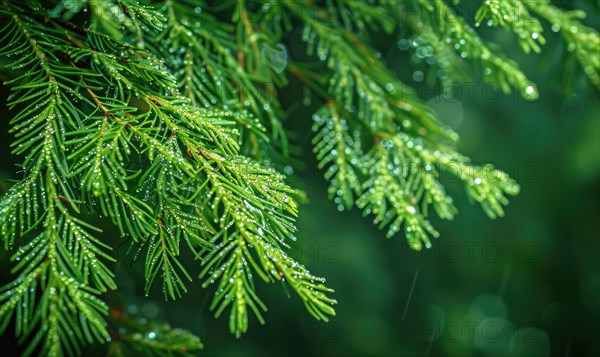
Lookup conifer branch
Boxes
[0,0,597,355]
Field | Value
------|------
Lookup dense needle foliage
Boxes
[0,0,597,355]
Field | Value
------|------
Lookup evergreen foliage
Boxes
[0,0,597,355]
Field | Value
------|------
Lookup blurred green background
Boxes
[1,2,599,357]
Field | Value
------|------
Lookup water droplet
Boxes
[524,85,538,99]
[412,71,424,82]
